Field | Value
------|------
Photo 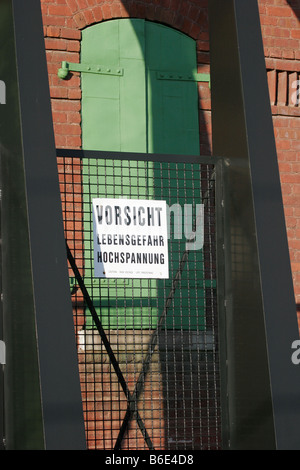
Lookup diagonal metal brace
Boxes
[66,242,154,450]
[114,248,190,450]
[114,171,216,449]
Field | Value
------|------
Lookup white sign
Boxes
[93,198,169,279]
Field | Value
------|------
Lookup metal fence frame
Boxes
[57,148,226,450]
[209,0,300,450]
[0,0,86,450]
[0,0,299,451]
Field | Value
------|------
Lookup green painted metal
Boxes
[81,19,202,155]
[156,71,210,82]
[0,0,45,448]
[0,0,86,449]
[58,60,123,79]
[58,61,209,85]
[81,19,147,153]
[81,19,205,330]
[144,20,200,156]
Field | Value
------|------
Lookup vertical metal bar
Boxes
[0,0,45,449]
[0,0,86,449]
[209,0,300,450]
[214,159,230,449]
[0,162,4,451]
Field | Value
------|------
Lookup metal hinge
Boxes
[58,61,210,85]
[0,340,5,365]
[156,71,210,84]
[58,61,124,79]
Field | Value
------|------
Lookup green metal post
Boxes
[209,0,300,450]
[0,0,86,449]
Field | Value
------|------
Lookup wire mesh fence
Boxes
[57,151,222,450]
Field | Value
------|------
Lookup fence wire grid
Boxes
[57,152,222,450]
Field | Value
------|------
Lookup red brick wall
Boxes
[259,0,300,320]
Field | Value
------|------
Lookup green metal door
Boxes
[81,19,202,329]
[81,19,200,154]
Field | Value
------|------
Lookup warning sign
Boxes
[93,198,169,279]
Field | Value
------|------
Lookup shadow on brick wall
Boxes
[286,0,300,19]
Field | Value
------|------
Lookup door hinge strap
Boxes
[58,61,124,79]
[156,71,210,84]
[58,61,209,84]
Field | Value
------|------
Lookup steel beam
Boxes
[209,0,300,450]
[0,0,86,449]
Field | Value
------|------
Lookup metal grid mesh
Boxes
[57,154,221,450]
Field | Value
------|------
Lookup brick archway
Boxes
[63,0,209,41]
[42,0,211,152]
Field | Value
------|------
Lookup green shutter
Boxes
[81,19,202,329]
[145,21,200,155]
[81,19,147,153]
